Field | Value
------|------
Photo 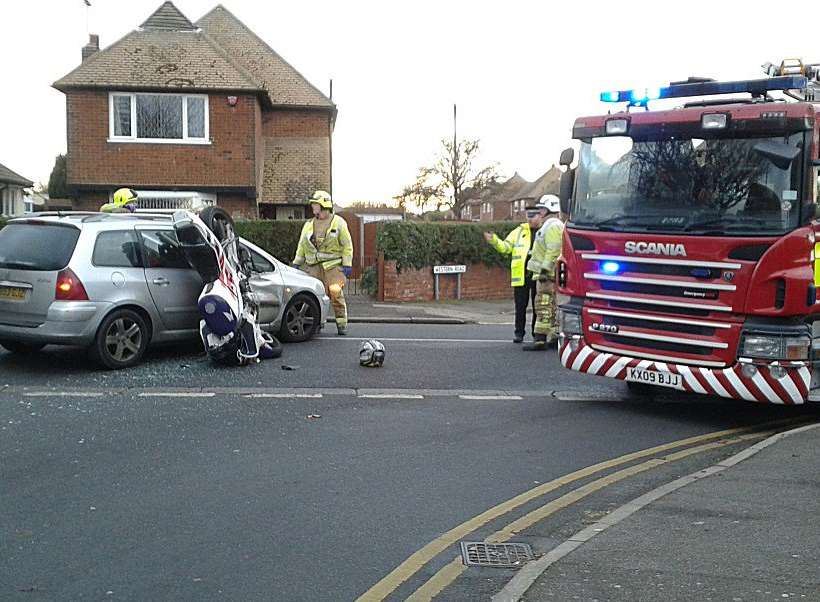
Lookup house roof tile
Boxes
[54,2,333,112]
[517,166,561,200]
[141,1,197,31]
[0,162,33,187]
[53,28,261,92]
[196,5,335,109]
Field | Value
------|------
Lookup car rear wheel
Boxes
[0,341,46,354]
[91,309,149,369]
[279,294,321,343]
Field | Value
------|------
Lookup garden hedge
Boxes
[376,221,519,272]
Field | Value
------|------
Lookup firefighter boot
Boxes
[523,334,548,351]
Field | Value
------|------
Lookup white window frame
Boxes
[130,190,217,211]
[108,92,210,145]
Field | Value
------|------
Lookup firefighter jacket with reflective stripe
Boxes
[490,223,532,287]
[527,217,564,278]
[293,214,354,270]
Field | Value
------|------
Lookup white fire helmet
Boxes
[536,194,560,213]
[359,339,386,367]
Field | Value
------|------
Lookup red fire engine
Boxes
[556,60,820,404]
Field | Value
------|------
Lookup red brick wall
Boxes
[260,109,331,205]
[379,259,512,302]
[262,110,331,138]
[66,90,257,189]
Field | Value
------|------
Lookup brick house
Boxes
[53,2,336,219]
[0,162,33,217]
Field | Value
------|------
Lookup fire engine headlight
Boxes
[702,113,728,130]
[740,334,810,360]
[559,308,582,336]
[605,119,629,135]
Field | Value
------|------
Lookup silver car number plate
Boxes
[626,367,682,389]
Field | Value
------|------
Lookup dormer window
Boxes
[109,92,209,144]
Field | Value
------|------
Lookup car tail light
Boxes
[55,268,89,301]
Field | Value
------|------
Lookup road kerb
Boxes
[491,421,820,602]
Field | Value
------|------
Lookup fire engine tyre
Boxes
[0,340,46,354]
[91,309,150,370]
[279,294,321,343]
[199,206,235,243]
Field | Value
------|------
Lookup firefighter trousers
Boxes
[305,265,347,327]
[533,277,557,339]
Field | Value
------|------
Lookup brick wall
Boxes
[259,109,331,207]
[261,136,330,204]
[379,259,512,302]
[66,90,257,189]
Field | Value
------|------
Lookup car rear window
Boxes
[0,223,81,271]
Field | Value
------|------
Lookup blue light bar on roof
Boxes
[600,75,808,104]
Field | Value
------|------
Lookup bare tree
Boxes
[396,138,499,217]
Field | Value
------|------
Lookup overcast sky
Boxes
[1,0,817,204]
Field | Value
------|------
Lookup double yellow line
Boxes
[357,418,808,602]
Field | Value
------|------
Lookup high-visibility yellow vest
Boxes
[490,223,532,287]
[527,217,564,277]
[293,214,353,271]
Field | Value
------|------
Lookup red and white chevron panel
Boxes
[559,339,811,405]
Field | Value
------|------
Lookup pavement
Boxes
[345,292,517,325]
[503,422,820,602]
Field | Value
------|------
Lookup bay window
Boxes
[109,92,209,143]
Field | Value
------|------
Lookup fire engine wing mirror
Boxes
[559,168,575,215]
[559,147,575,167]
[753,140,801,170]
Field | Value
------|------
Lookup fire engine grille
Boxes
[600,280,720,300]
[602,333,714,356]
[460,541,534,568]
[599,314,716,337]
[607,299,712,317]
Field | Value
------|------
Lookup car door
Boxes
[240,242,283,326]
[137,226,203,332]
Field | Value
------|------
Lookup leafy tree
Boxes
[397,138,499,217]
[47,154,69,199]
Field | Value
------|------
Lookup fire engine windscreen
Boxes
[571,133,803,234]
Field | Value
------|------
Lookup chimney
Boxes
[82,34,99,62]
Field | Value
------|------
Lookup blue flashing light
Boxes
[601,261,621,274]
[601,90,620,103]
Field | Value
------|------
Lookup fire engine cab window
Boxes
[571,133,803,235]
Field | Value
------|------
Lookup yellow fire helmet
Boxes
[113,187,138,207]
[308,190,333,210]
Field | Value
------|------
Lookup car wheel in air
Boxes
[0,340,46,354]
[91,309,149,369]
[279,294,321,343]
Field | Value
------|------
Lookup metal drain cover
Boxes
[460,541,534,568]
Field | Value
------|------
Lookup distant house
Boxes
[53,2,336,219]
[508,166,561,221]
[0,162,33,217]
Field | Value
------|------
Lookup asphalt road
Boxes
[0,324,814,601]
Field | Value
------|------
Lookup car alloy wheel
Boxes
[104,317,143,363]
[92,308,149,369]
[280,294,320,343]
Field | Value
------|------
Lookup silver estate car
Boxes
[0,212,330,368]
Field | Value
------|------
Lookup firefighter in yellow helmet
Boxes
[100,188,138,213]
[523,194,564,350]
[292,191,354,335]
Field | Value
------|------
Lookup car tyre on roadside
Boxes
[90,308,150,369]
[0,340,46,354]
[279,293,321,343]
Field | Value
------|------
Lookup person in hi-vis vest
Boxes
[292,191,353,335]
